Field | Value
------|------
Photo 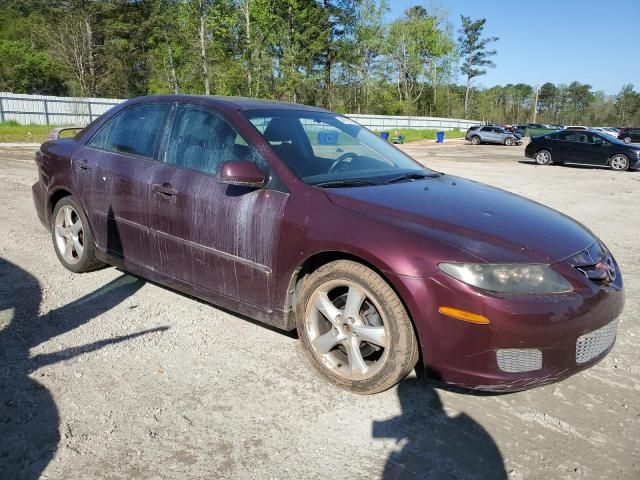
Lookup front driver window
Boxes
[165,106,260,175]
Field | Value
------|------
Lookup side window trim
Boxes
[85,102,171,161]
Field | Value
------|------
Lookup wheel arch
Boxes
[48,187,73,217]
[47,187,98,244]
[283,250,422,344]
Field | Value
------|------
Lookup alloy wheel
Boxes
[610,154,629,171]
[305,280,389,381]
[623,137,631,143]
[536,150,552,165]
[54,205,85,264]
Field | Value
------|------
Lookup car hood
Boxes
[325,175,596,264]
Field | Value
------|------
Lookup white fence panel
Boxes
[0,92,123,126]
[345,114,480,131]
[0,92,480,130]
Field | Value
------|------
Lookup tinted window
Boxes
[587,133,606,144]
[165,106,258,174]
[558,131,581,142]
[90,104,169,158]
[480,127,492,132]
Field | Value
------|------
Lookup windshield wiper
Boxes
[382,171,443,185]
[313,179,377,188]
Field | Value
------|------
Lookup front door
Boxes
[147,104,289,310]
[571,132,608,165]
[74,103,170,268]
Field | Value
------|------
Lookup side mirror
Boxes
[217,160,265,188]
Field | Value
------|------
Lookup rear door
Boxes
[74,103,170,268]
[555,130,582,163]
[147,104,289,309]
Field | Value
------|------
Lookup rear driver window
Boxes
[89,104,169,158]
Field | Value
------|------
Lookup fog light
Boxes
[496,348,542,373]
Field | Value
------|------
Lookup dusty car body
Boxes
[33,95,625,394]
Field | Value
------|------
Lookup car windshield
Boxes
[242,110,434,186]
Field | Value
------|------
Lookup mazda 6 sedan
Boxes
[33,95,625,394]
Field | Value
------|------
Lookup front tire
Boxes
[623,137,631,144]
[51,196,104,273]
[504,137,515,146]
[296,260,419,394]
[610,154,630,171]
[535,150,552,165]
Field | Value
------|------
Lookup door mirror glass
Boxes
[217,160,265,188]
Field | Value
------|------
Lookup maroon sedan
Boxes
[32,95,625,394]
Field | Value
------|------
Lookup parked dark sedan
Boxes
[33,95,625,394]
[617,127,640,143]
[525,129,640,170]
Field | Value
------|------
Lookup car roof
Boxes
[125,94,330,113]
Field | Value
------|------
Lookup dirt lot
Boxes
[0,141,638,480]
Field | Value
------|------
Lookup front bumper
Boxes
[390,265,625,392]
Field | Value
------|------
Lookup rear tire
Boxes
[471,135,481,145]
[623,137,631,144]
[51,196,104,273]
[296,260,419,394]
[535,150,552,165]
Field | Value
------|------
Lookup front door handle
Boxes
[152,183,178,197]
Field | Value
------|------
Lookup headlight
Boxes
[438,263,572,294]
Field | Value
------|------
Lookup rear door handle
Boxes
[152,183,178,197]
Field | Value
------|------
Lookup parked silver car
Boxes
[466,126,522,146]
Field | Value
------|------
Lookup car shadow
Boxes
[0,258,168,480]
[374,377,507,479]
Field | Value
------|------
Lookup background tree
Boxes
[458,15,498,117]
[0,0,637,126]
[386,5,453,114]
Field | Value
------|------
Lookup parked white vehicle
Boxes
[592,127,618,138]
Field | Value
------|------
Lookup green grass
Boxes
[0,122,77,143]
[373,128,466,143]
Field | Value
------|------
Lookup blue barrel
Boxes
[380,131,390,141]
[436,131,445,143]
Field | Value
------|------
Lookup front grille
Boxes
[568,242,617,283]
[576,320,618,364]
[496,348,543,373]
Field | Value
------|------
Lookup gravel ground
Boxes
[0,141,638,480]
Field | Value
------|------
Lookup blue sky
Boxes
[387,0,640,94]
